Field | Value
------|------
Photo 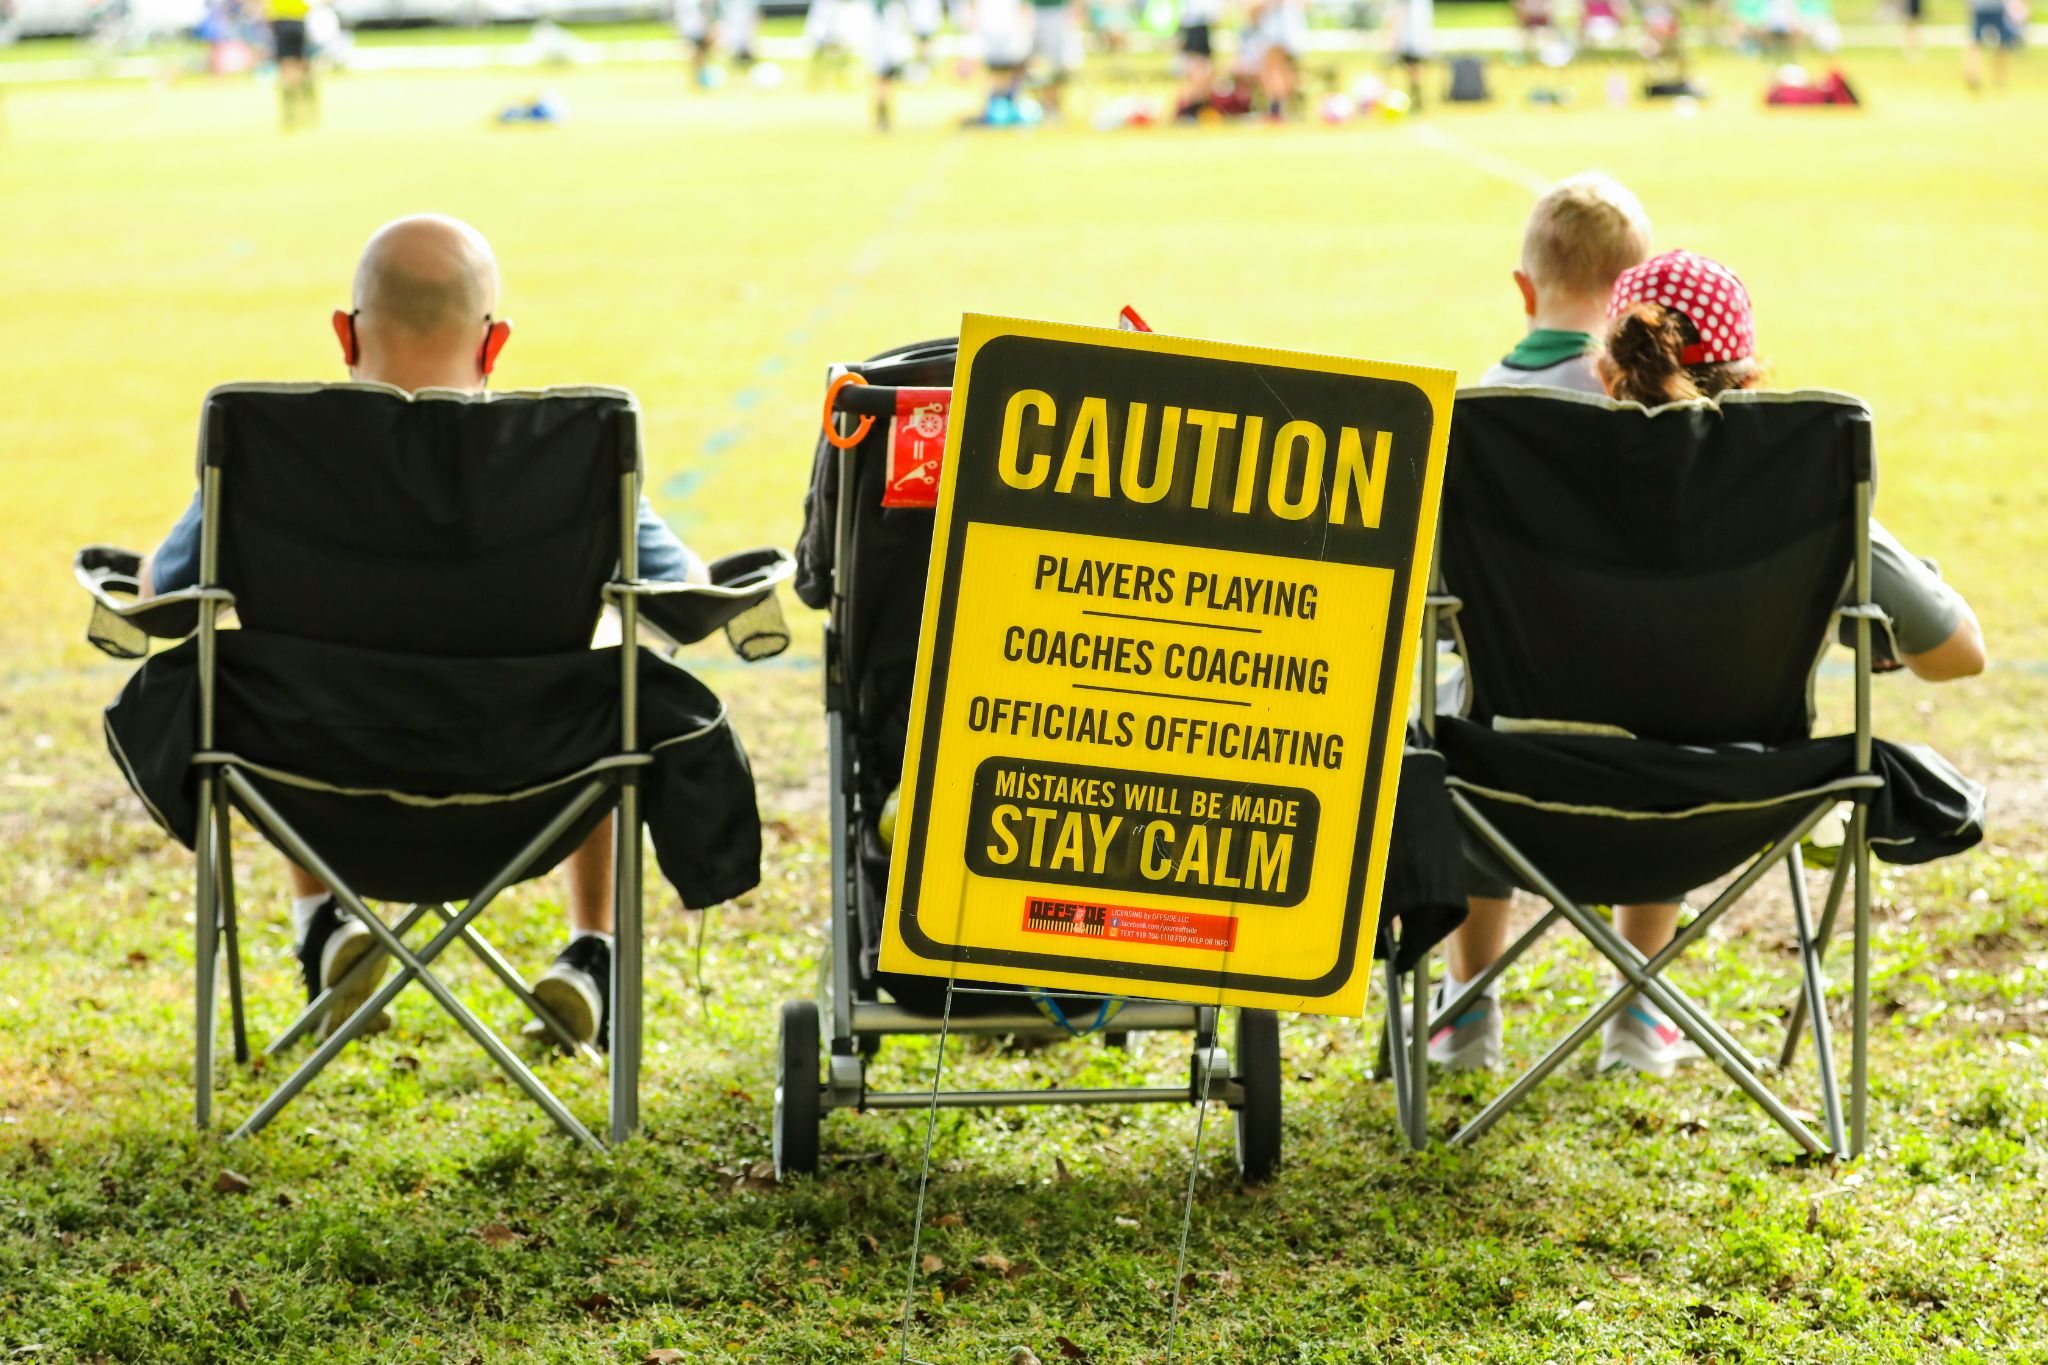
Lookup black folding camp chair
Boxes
[81,382,791,1151]
[779,340,1467,1177]
[1418,387,1982,1158]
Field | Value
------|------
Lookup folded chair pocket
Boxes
[1434,717,1976,905]
[104,631,764,909]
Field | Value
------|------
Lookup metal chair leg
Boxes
[1449,793,1830,1156]
[227,771,608,1150]
[193,776,219,1130]
[1787,851,1846,1154]
[1850,806,1872,1158]
[1407,956,1429,1150]
[1382,955,1412,1139]
[1780,852,1851,1069]
[610,785,644,1146]
[215,795,250,1066]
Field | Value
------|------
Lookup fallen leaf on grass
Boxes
[213,1170,252,1195]
[919,1253,944,1275]
[974,1253,1012,1274]
[123,951,150,967]
[1055,1336,1094,1363]
[573,1292,616,1316]
[473,1223,521,1249]
[933,1212,964,1228]
[227,1286,251,1315]
[108,1260,146,1279]
[643,1350,686,1364]
[944,1275,973,1296]
[858,1232,882,1257]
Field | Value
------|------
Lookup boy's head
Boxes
[1514,172,1653,324]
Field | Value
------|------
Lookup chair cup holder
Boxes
[724,593,790,662]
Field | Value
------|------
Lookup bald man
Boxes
[140,215,705,1052]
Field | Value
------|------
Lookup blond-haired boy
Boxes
[1479,171,1653,394]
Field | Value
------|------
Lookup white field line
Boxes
[1404,120,1551,196]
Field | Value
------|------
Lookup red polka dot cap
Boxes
[1608,249,1756,366]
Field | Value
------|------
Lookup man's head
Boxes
[331,215,511,393]
[1513,172,1653,329]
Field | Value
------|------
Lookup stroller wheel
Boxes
[1232,1009,1283,1184]
[775,999,823,1178]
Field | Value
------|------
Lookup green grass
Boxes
[3,46,2047,1364]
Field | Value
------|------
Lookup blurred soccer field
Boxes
[1,49,2042,703]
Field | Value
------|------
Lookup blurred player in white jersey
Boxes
[974,0,1033,102]
[1392,0,1431,108]
[866,0,917,127]
[906,0,943,61]
[1177,0,1220,112]
[1242,0,1306,117]
[676,0,759,85]
[1026,0,1082,115]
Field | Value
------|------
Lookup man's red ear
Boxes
[480,318,512,376]
[332,309,358,366]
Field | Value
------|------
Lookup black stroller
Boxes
[777,337,1468,1176]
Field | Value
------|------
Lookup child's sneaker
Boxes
[1428,983,1504,1071]
[527,936,611,1051]
[294,898,390,1041]
[1599,997,1705,1075]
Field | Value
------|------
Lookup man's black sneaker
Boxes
[294,898,391,1041]
[527,936,611,1052]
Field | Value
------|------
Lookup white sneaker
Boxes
[1427,983,1504,1072]
[294,898,391,1041]
[1599,997,1705,1076]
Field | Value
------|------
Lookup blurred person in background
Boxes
[1026,0,1083,116]
[1175,0,1221,112]
[269,0,316,129]
[1965,0,2024,90]
[1391,0,1432,109]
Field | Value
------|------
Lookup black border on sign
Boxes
[894,334,1434,996]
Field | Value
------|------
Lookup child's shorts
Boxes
[1971,3,2019,47]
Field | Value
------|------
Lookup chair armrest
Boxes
[609,547,796,659]
[1834,602,1902,673]
[73,545,235,659]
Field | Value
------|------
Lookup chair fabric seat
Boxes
[105,630,762,908]
[1438,716,1984,905]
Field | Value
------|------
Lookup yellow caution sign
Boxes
[880,315,1453,1016]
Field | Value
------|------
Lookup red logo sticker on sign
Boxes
[1023,897,1238,953]
[883,388,949,509]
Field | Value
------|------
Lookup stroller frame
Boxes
[774,360,1297,1179]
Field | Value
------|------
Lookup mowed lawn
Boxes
[2,48,2046,1364]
